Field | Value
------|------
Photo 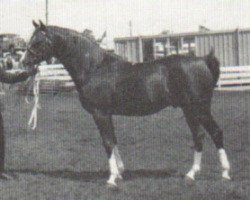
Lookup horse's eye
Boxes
[33,41,42,47]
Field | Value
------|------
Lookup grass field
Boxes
[0,89,249,200]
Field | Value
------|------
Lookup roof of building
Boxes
[0,33,18,37]
[114,27,250,42]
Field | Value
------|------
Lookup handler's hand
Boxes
[28,67,39,76]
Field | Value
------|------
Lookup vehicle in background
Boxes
[155,42,196,58]
[0,33,26,55]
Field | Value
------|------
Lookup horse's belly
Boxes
[111,89,171,116]
[82,71,171,115]
[112,100,169,116]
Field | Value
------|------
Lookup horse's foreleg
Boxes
[183,107,204,180]
[92,110,124,187]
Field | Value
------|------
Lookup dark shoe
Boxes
[0,173,14,180]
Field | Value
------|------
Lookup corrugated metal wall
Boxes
[115,42,126,60]
[127,40,139,62]
[196,30,250,66]
[195,33,237,66]
[115,30,250,66]
[238,30,250,66]
[115,39,140,63]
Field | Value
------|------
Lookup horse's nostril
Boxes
[22,60,29,67]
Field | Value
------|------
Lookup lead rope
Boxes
[28,73,41,130]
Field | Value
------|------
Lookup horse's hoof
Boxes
[118,165,125,174]
[0,173,13,180]
[106,181,119,190]
[222,177,231,181]
[185,172,195,181]
[222,171,231,180]
[185,174,195,181]
[184,175,195,186]
[222,174,231,180]
[117,174,123,180]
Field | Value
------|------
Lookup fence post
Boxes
[138,37,143,63]
[235,28,240,66]
[152,38,156,60]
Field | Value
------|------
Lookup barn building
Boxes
[114,28,250,67]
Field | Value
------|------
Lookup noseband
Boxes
[27,33,53,59]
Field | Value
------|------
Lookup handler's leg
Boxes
[92,109,124,187]
[0,112,4,173]
[0,112,12,180]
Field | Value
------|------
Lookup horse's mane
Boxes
[47,26,124,66]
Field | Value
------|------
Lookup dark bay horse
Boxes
[22,20,231,187]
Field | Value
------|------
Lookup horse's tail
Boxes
[205,47,220,87]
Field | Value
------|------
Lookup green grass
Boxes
[0,90,249,200]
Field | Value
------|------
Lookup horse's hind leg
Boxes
[183,107,204,180]
[92,109,124,187]
[199,106,231,180]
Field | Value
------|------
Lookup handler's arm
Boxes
[0,68,37,84]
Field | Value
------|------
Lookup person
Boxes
[0,67,37,179]
[5,55,13,70]
[0,62,5,95]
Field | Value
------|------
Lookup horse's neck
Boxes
[53,33,104,88]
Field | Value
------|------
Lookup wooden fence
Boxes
[36,64,74,93]
[217,66,250,91]
[37,64,74,93]
[7,64,74,94]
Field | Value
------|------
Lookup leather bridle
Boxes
[26,33,53,59]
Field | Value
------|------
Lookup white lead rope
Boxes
[27,74,41,130]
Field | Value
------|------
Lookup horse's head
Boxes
[22,20,53,68]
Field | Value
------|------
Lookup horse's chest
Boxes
[80,78,115,108]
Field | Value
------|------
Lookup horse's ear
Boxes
[39,20,47,31]
[32,20,39,29]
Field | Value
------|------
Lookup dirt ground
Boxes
[0,89,249,200]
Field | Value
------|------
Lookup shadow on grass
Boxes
[7,168,179,182]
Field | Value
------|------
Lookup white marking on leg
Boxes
[113,146,124,175]
[218,148,231,180]
[107,146,124,186]
[186,151,202,180]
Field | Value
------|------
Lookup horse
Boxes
[22,20,231,187]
